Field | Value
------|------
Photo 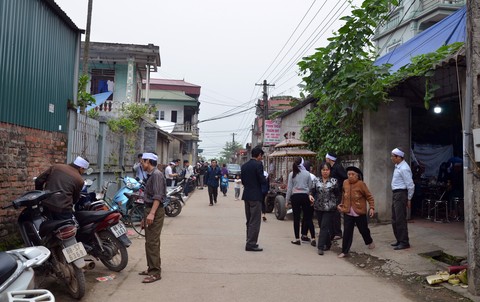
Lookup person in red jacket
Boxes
[337,166,375,258]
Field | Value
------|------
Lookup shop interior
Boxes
[410,98,464,222]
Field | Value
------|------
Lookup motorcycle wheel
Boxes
[98,230,128,272]
[55,247,86,299]
[165,199,182,217]
[128,205,145,237]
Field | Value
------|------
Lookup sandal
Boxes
[142,274,161,283]
[138,270,149,276]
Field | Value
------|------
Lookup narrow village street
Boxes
[44,184,441,302]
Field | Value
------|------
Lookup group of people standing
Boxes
[281,148,414,257]
[238,147,414,257]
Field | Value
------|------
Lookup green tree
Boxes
[219,141,243,164]
[298,0,463,158]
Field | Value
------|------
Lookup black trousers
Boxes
[392,190,409,245]
[291,193,312,239]
[341,214,373,254]
[244,200,262,247]
[316,210,334,250]
[208,186,218,204]
[332,211,343,237]
[301,204,315,238]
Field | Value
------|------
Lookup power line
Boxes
[256,0,319,83]
[263,0,330,82]
[271,1,350,84]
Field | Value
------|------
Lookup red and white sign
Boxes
[264,119,281,145]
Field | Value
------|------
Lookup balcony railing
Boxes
[422,0,465,12]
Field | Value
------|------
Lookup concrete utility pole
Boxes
[82,0,93,75]
[255,80,274,145]
[465,0,480,295]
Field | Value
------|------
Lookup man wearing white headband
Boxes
[139,151,166,283]
[390,147,415,250]
[35,156,89,220]
[325,152,347,240]
[164,161,177,188]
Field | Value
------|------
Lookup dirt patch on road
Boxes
[343,251,471,302]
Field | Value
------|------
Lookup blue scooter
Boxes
[108,176,143,213]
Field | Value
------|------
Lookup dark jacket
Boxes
[331,162,347,202]
[205,166,221,187]
[241,159,266,202]
[35,163,84,213]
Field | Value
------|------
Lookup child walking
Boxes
[220,174,229,196]
[234,175,242,200]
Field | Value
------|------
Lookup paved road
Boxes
[50,184,414,302]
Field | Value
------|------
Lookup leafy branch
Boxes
[298,0,463,157]
[107,103,150,134]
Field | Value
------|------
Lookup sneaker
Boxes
[291,240,301,245]
[368,242,375,249]
[311,239,316,247]
[338,253,347,258]
[318,249,324,255]
[333,235,342,240]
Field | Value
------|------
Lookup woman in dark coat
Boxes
[312,162,339,255]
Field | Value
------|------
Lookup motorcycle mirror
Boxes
[85,179,94,186]
[85,168,93,175]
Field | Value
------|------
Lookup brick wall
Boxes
[0,122,67,243]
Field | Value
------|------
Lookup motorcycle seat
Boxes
[74,210,115,225]
[39,219,75,238]
[0,252,18,286]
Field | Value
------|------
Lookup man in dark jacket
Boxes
[205,160,221,206]
[241,146,267,252]
[35,156,89,220]
[326,152,347,240]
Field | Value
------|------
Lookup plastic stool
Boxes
[434,200,449,223]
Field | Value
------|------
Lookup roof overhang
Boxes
[81,42,161,78]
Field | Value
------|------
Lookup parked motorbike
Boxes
[0,246,55,302]
[1,190,87,300]
[108,176,142,214]
[74,177,132,249]
[74,210,129,272]
[74,178,98,212]
[165,182,184,217]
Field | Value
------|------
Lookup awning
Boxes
[156,120,175,133]
[375,6,466,72]
[84,91,113,112]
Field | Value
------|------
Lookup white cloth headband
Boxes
[142,152,158,161]
[326,153,337,161]
[391,148,405,158]
[73,156,89,169]
[298,158,306,171]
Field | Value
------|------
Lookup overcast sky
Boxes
[54,0,362,160]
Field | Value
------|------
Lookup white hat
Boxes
[73,156,89,169]
[326,153,337,161]
[142,152,158,161]
[169,162,175,165]
[391,148,405,158]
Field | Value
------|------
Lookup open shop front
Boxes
[410,97,464,223]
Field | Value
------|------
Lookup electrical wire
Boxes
[271,1,350,84]
[256,0,319,83]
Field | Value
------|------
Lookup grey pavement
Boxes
[72,183,474,302]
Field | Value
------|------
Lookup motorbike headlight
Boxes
[126,180,135,189]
